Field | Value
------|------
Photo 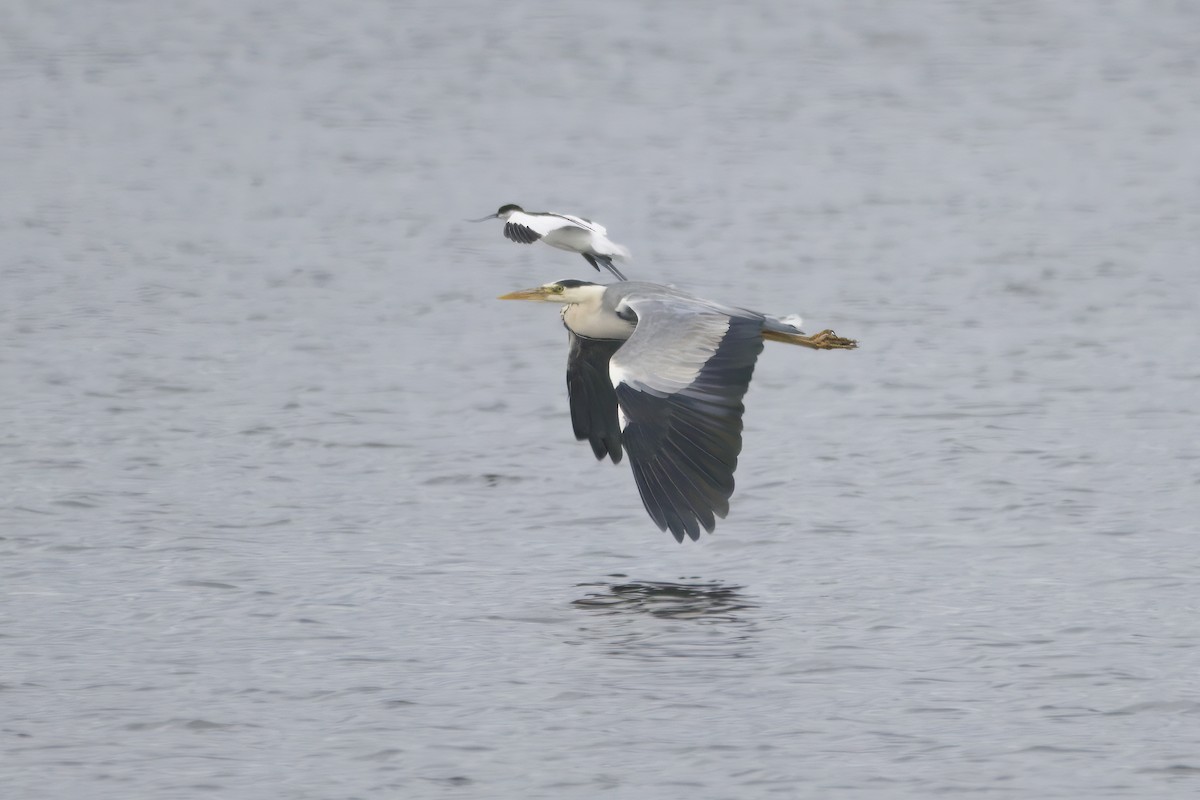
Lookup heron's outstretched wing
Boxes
[566,332,624,463]
[609,296,765,542]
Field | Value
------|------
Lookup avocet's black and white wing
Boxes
[608,293,766,542]
[546,212,606,234]
[566,332,624,463]
[502,220,542,244]
[503,210,596,246]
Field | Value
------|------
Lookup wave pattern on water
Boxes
[2,0,1199,798]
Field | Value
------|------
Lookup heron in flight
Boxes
[499,279,857,542]
[470,204,631,280]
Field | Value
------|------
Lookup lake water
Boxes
[3,1,1199,797]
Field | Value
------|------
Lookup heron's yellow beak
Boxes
[497,287,552,301]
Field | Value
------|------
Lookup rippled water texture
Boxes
[3,1,1199,797]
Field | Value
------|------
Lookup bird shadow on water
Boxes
[569,575,759,661]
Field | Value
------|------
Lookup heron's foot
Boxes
[762,327,859,350]
[805,329,858,350]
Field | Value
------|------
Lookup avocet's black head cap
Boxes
[497,204,523,215]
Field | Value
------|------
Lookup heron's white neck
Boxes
[559,285,633,340]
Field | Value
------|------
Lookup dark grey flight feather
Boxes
[504,222,542,244]
[566,333,624,463]
[615,315,764,542]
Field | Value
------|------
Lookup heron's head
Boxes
[467,203,523,223]
[498,279,604,304]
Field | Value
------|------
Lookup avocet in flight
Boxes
[498,279,857,543]
[469,204,631,280]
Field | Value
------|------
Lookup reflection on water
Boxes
[573,575,757,620]
[571,575,758,660]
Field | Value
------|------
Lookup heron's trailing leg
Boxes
[805,329,858,350]
[762,328,858,350]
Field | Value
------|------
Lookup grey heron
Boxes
[499,279,857,542]
[469,204,630,280]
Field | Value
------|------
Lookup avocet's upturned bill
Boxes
[498,279,858,543]
[469,204,631,280]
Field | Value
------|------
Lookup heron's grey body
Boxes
[500,280,857,543]
[561,280,808,342]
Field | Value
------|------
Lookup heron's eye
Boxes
[550,285,564,294]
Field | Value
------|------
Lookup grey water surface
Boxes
[3,1,1199,797]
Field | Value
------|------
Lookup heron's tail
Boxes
[773,313,804,332]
